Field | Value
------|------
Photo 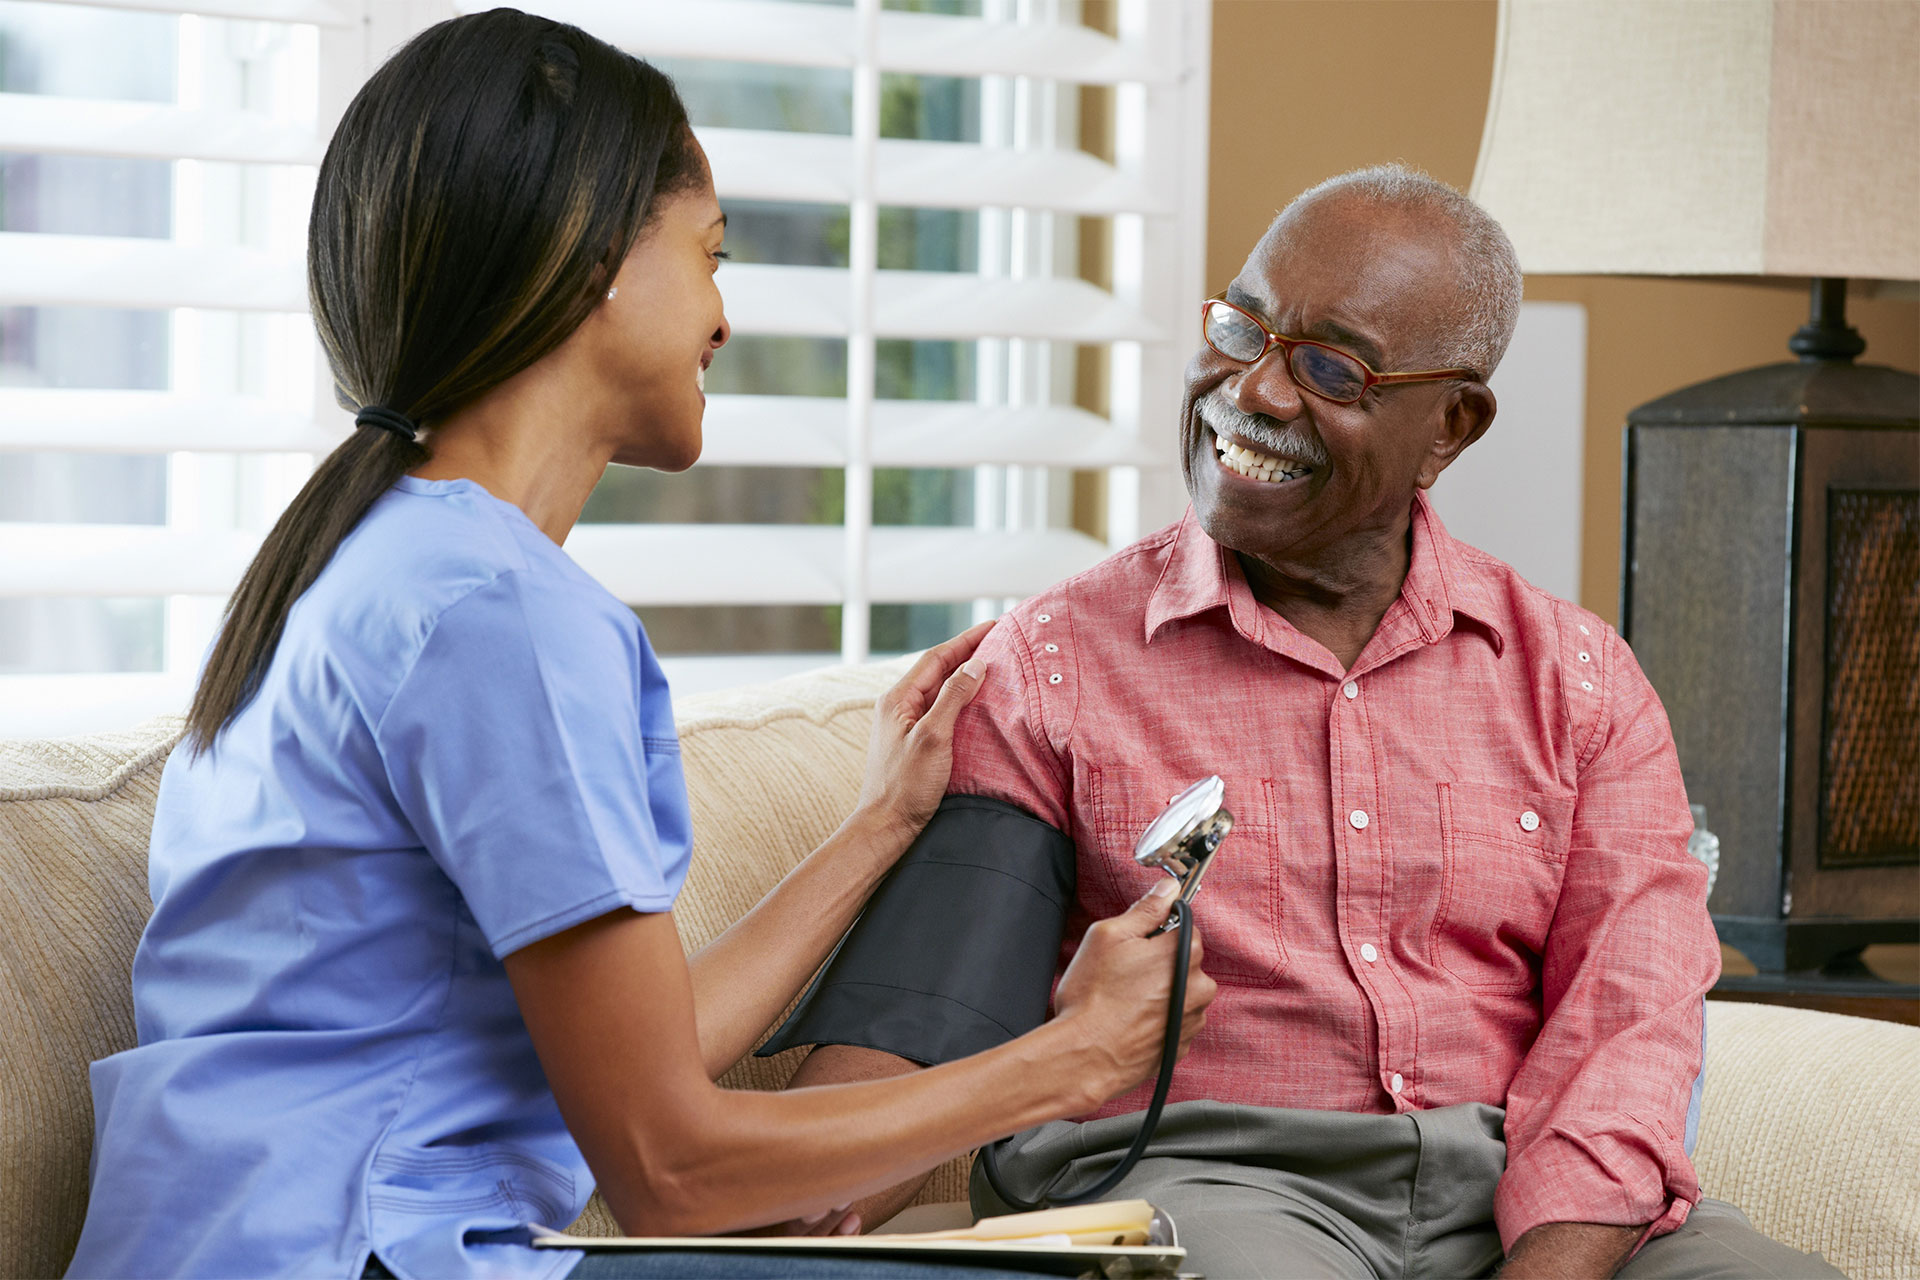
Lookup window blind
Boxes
[0,0,1212,733]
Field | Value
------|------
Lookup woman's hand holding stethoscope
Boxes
[851,620,995,853]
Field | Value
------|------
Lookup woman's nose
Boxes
[711,311,731,350]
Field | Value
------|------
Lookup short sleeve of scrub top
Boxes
[376,568,690,956]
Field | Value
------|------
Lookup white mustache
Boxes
[1196,392,1327,468]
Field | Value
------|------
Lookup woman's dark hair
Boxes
[185,8,701,752]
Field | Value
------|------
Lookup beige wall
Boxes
[1207,0,1920,624]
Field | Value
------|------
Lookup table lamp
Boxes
[1470,0,1919,981]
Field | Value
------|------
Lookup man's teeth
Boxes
[1215,436,1312,482]
[696,364,705,392]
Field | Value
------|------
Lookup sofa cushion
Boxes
[1697,1000,1919,1280]
[0,716,184,1280]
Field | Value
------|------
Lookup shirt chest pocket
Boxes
[1429,780,1574,994]
[1088,767,1285,986]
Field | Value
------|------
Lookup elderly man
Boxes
[776,167,1837,1279]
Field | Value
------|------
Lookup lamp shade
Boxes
[1469,0,1920,280]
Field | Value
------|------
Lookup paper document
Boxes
[527,1199,1188,1278]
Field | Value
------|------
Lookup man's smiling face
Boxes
[1180,194,1490,582]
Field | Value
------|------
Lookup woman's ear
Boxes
[1416,382,1496,490]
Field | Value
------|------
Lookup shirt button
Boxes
[1349,809,1369,830]
[1578,624,1591,636]
[1390,1072,1404,1093]
[1360,943,1378,963]
[1048,673,1062,685]
[1577,651,1592,663]
[1520,810,1541,832]
[1342,681,1359,700]
[1037,613,1052,623]
[1043,643,1059,653]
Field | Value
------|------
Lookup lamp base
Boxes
[1622,300,1917,981]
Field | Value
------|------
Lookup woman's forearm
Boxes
[685,808,907,1076]
[603,1016,1108,1237]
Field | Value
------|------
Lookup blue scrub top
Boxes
[66,477,693,1280]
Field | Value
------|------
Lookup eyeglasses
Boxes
[1200,298,1476,405]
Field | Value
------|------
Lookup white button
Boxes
[1519,810,1541,832]
[1349,809,1370,830]
[1044,642,1059,653]
[1578,624,1591,636]
[1360,943,1378,963]
[1390,1073,1404,1093]
[1581,681,1594,692]
[1577,651,1591,663]
[1048,673,1062,685]
[1037,613,1052,623]
[1343,681,1359,700]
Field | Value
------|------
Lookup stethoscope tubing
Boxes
[976,901,1194,1210]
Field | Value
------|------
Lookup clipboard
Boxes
[525,1199,1190,1278]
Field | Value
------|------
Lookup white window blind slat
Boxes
[0,521,1113,607]
[863,402,1155,469]
[563,525,843,606]
[0,389,340,454]
[0,673,198,740]
[562,524,1112,607]
[874,7,1169,85]
[0,389,1145,470]
[869,526,1108,603]
[723,264,1162,343]
[50,0,355,26]
[0,231,306,311]
[0,236,1159,343]
[702,126,1170,216]
[452,0,1176,84]
[0,91,324,166]
[0,525,261,598]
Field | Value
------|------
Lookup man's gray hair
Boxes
[1280,164,1523,380]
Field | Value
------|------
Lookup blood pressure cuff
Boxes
[756,794,1074,1067]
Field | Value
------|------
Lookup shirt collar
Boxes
[1143,492,1506,657]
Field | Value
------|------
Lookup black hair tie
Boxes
[354,405,418,442]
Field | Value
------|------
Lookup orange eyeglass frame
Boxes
[1200,298,1477,404]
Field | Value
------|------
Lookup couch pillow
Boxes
[1697,1000,1919,1280]
[0,717,182,1280]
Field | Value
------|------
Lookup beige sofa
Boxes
[4,661,1916,1279]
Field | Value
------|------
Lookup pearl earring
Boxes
[606,287,618,301]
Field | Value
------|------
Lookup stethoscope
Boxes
[977,776,1234,1210]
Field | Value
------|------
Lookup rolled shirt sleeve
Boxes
[1494,625,1721,1250]
[375,569,691,957]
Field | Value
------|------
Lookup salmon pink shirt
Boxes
[947,493,1719,1251]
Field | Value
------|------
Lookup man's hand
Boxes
[1499,1222,1642,1279]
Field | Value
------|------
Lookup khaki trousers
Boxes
[971,1100,1844,1279]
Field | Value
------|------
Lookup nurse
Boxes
[63,10,1215,1280]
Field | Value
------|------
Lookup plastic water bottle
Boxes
[1687,804,1721,899]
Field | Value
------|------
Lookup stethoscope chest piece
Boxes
[1134,775,1234,930]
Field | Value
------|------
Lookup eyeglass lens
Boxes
[1203,303,1369,403]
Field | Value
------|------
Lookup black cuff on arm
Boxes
[756,794,1075,1066]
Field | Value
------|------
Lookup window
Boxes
[0,0,1210,734]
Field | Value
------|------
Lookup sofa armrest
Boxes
[1696,1000,1919,1280]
